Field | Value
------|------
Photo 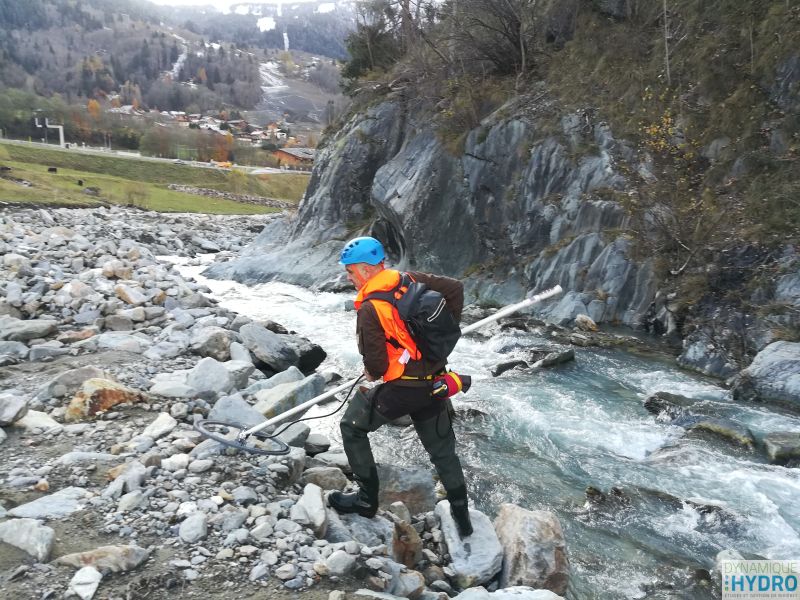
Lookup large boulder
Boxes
[208,394,266,429]
[493,504,569,595]
[34,366,107,402]
[190,326,232,361]
[239,323,326,372]
[8,487,89,519]
[0,392,28,426]
[65,379,146,422]
[288,483,327,537]
[0,316,58,341]
[761,432,800,465]
[253,373,326,418]
[54,545,150,574]
[732,341,800,408]
[186,357,235,395]
[435,501,503,588]
[0,518,55,561]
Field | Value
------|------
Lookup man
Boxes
[328,236,473,538]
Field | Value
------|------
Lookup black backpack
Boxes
[364,273,461,363]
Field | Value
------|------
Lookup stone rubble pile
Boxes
[0,206,569,600]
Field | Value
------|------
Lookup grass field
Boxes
[0,141,310,214]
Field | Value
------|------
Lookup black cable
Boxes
[266,374,366,439]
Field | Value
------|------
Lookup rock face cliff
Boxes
[208,98,654,325]
[206,95,798,381]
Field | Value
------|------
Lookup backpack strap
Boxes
[362,272,413,305]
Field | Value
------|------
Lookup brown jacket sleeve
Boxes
[356,301,389,379]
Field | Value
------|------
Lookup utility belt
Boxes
[399,369,472,399]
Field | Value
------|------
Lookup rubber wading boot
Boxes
[449,497,473,538]
[328,487,378,518]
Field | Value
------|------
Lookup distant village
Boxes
[106,104,317,169]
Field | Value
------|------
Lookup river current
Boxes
[175,259,800,599]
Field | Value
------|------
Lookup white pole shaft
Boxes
[241,284,563,437]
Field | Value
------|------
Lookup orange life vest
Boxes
[354,269,421,381]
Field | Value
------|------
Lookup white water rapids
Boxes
[174,257,800,599]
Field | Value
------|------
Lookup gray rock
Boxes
[304,433,331,455]
[232,486,259,506]
[187,357,235,395]
[0,316,58,341]
[308,450,351,473]
[141,412,178,440]
[493,504,569,595]
[143,341,184,361]
[0,340,29,359]
[325,549,357,576]
[67,566,103,600]
[450,587,565,599]
[223,360,255,389]
[762,432,800,465]
[339,513,394,547]
[208,393,266,428]
[253,374,326,418]
[277,421,311,447]
[244,366,304,396]
[8,486,89,519]
[12,410,63,434]
[301,466,348,491]
[57,452,118,466]
[229,341,253,363]
[54,544,151,574]
[435,500,503,588]
[190,326,232,361]
[249,563,269,581]
[118,490,147,512]
[733,341,800,408]
[104,314,134,331]
[0,392,28,426]
[179,512,208,543]
[0,518,55,561]
[239,323,299,371]
[289,483,327,536]
[29,343,70,361]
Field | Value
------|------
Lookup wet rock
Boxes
[532,349,575,368]
[491,360,529,377]
[574,314,597,332]
[0,518,55,561]
[239,323,301,371]
[65,378,146,422]
[66,566,103,600]
[732,341,800,408]
[761,432,800,465]
[643,392,696,420]
[678,416,755,448]
[435,500,503,588]
[494,504,569,595]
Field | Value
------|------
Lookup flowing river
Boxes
[175,259,800,599]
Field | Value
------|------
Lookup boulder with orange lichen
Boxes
[64,378,147,422]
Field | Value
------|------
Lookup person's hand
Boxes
[363,370,379,382]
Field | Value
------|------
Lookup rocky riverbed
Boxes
[0,206,569,600]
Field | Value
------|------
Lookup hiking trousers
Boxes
[339,383,469,502]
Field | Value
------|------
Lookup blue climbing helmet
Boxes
[339,236,385,266]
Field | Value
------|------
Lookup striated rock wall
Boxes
[208,98,655,328]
